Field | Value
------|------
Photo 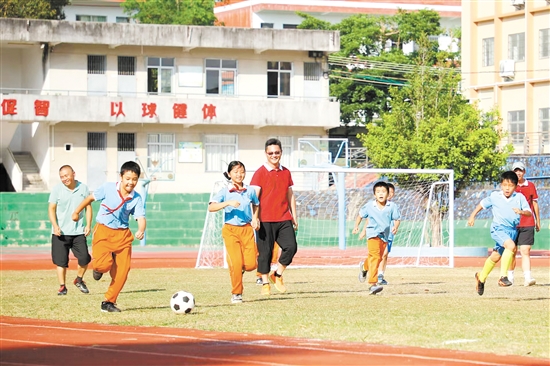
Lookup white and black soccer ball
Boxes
[170,291,195,314]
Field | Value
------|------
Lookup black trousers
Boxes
[256,220,297,274]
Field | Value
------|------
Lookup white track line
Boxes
[0,323,512,366]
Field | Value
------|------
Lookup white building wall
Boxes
[63,5,128,23]
[1,49,22,89]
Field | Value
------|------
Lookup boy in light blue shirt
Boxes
[353,181,401,295]
[469,171,531,296]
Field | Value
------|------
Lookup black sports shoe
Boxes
[369,285,383,295]
[57,285,67,296]
[101,301,121,313]
[475,272,485,296]
[93,270,103,281]
[74,278,89,294]
[358,261,367,283]
[498,276,512,287]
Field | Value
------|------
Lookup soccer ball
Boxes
[170,291,195,314]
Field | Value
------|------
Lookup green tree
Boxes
[359,45,512,192]
[1,0,69,20]
[122,0,217,26]
[296,11,332,30]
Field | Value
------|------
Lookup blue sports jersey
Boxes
[211,184,259,226]
[93,182,145,229]
[358,200,401,242]
[480,191,531,229]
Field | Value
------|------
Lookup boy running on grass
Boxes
[353,181,401,295]
[468,171,531,296]
[377,182,396,285]
[72,161,146,312]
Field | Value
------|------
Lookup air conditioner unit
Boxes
[499,59,515,79]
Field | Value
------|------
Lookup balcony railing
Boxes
[506,132,550,154]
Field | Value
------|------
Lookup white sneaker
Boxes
[524,278,536,287]
[231,294,243,303]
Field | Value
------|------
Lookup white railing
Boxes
[2,148,23,192]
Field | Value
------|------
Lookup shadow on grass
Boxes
[122,288,167,294]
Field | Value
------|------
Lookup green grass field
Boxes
[1,267,549,359]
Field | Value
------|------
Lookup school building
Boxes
[0,18,340,194]
[461,0,550,154]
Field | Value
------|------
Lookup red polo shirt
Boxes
[515,179,538,227]
[250,163,294,222]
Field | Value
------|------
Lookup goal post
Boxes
[196,167,454,269]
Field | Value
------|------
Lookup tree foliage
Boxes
[1,0,69,20]
[358,45,512,192]
[122,0,217,26]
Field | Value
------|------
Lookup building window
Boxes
[204,134,237,172]
[76,15,107,22]
[508,33,525,61]
[261,23,274,28]
[87,132,106,150]
[116,17,130,23]
[283,24,298,29]
[482,37,494,67]
[267,61,292,97]
[118,56,135,76]
[540,108,549,145]
[508,110,525,143]
[205,59,237,95]
[117,133,135,151]
[540,29,549,59]
[87,55,106,75]
[304,62,321,81]
[147,134,175,174]
[147,57,174,94]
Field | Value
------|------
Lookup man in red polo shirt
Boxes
[251,138,298,296]
[508,161,540,286]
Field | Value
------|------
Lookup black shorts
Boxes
[515,227,535,246]
[256,220,297,274]
[51,234,91,268]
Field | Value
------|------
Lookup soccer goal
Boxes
[196,168,454,269]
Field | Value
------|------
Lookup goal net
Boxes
[196,168,454,269]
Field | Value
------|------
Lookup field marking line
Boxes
[0,338,282,366]
[0,323,509,366]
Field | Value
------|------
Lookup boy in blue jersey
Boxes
[468,171,531,296]
[72,161,146,312]
[353,181,401,295]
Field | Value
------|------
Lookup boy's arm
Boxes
[135,217,146,240]
[72,194,95,222]
[84,204,93,236]
[391,220,400,235]
[467,204,484,226]
[359,218,369,239]
[48,203,61,236]
[533,200,540,232]
[352,215,363,234]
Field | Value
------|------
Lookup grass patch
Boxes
[1,267,549,359]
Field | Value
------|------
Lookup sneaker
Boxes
[101,301,121,313]
[57,285,67,296]
[498,276,513,287]
[231,294,243,303]
[358,261,367,283]
[73,278,89,294]
[475,272,485,296]
[261,283,270,296]
[273,275,286,293]
[256,277,263,285]
[524,278,536,287]
[369,285,383,295]
[377,274,388,286]
[93,270,103,281]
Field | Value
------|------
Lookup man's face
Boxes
[514,168,525,181]
[59,167,75,187]
[265,144,282,166]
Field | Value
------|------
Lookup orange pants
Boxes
[92,223,134,303]
[222,224,257,295]
[363,237,386,285]
[256,242,279,278]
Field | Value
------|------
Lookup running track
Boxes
[1,249,549,365]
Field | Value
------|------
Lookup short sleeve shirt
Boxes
[358,200,401,242]
[480,191,530,229]
[515,180,538,227]
[210,184,259,226]
[250,164,294,222]
[48,181,90,235]
[93,182,145,229]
